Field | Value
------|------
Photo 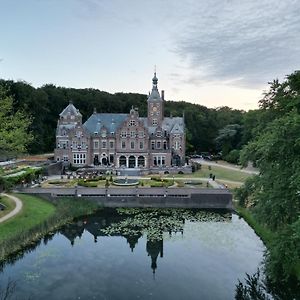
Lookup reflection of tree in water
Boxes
[60,208,231,274]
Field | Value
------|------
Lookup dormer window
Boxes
[129,120,136,126]
[156,131,161,137]
[152,119,158,126]
[101,130,107,137]
[121,131,127,138]
[130,131,135,138]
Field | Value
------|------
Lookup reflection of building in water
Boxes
[146,239,163,275]
[59,209,232,274]
[123,233,143,252]
[60,221,85,246]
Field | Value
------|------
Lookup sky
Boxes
[0,0,300,110]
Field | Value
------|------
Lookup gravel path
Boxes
[0,193,23,223]
[191,159,259,175]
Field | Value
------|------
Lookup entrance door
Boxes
[93,155,99,165]
[128,156,136,168]
[119,156,126,167]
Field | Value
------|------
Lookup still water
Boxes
[0,208,265,299]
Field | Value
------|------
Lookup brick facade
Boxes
[54,73,185,169]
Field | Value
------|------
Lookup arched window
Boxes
[129,156,136,168]
[138,156,145,167]
[119,156,126,167]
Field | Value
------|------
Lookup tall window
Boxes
[121,141,126,149]
[139,141,144,150]
[156,141,161,149]
[131,141,135,149]
[109,141,114,149]
[102,141,107,149]
[94,140,99,149]
[151,141,155,150]
[163,141,167,150]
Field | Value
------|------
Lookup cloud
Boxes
[174,0,300,88]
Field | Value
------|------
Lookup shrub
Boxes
[224,149,240,164]
[150,176,161,182]
[77,180,98,187]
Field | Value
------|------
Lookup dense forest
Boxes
[0,79,248,158]
[236,71,300,299]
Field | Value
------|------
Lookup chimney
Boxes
[161,90,165,101]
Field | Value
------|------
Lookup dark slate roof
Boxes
[141,117,184,134]
[83,113,128,134]
[147,87,161,102]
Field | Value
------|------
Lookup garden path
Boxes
[0,193,23,223]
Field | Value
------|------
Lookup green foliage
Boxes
[215,124,243,156]
[240,111,300,230]
[224,149,240,164]
[0,87,33,158]
[235,176,260,207]
[237,71,300,292]
[235,270,270,300]
[77,180,98,187]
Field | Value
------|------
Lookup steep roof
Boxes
[163,117,184,134]
[59,103,82,117]
[83,113,128,134]
[140,116,184,135]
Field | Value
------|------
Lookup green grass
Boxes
[165,164,253,182]
[0,195,16,218]
[0,194,56,240]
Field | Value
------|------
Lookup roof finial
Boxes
[152,67,158,88]
[69,99,73,104]
[93,107,97,114]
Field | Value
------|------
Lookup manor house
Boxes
[54,73,186,169]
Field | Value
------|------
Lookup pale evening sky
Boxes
[1,0,300,110]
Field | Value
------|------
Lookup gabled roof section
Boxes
[83,113,128,134]
[162,117,184,134]
[59,102,82,117]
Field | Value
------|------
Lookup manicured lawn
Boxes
[166,164,253,182]
[0,194,56,240]
[0,195,16,218]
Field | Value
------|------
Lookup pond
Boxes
[0,208,265,299]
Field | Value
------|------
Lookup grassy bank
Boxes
[0,195,16,218]
[0,194,99,263]
[234,204,275,247]
[0,194,55,240]
[235,203,300,282]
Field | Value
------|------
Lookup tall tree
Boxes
[0,87,32,159]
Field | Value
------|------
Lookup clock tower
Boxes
[147,72,164,127]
